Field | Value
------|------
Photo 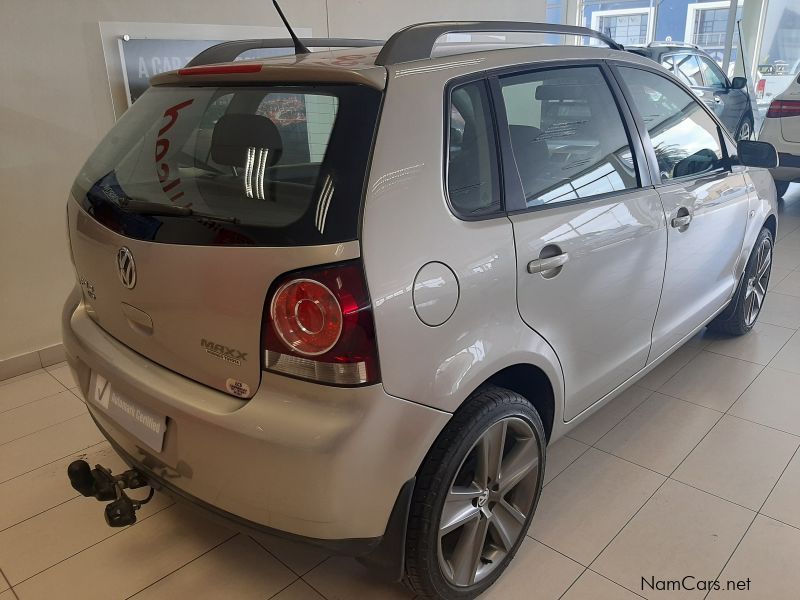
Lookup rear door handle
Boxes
[527,252,569,274]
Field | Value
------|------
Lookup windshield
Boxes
[72,84,381,246]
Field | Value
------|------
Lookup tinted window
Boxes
[698,56,726,89]
[618,67,724,181]
[675,54,703,86]
[447,81,501,216]
[499,66,639,207]
[73,85,381,246]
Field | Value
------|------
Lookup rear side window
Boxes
[73,84,381,246]
[447,81,501,217]
[498,66,639,207]
[618,67,723,181]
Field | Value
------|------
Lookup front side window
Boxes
[618,67,724,181]
[674,54,704,87]
[447,81,501,217]
[499,66,639,208]
[698,56,726,89]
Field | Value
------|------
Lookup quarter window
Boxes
[447,81,501,217]
[618,67,724,181]
[499,66,639,208]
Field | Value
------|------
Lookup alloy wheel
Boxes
[744,236,772,327]
[437,417,542,587]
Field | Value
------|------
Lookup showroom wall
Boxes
[0,0,545,364]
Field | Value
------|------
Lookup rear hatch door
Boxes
[68,82,381,397]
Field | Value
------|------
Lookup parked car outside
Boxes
[756,59,800,112]
[627,42,754,140]
[758,72,800,197]
[62,23,779,599]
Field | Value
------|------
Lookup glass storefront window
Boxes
[754,0,800,118]
[578,0,741,71]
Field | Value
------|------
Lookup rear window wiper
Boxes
[118,199,240,224]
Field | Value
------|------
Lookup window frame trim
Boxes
[608,60,734,188]
[485,60,653,215]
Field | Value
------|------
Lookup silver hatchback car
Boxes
[63,21,779,599]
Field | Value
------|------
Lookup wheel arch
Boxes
[764,213,777,240]
[483,364,556,442]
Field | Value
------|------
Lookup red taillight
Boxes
[271,279,343,356]
[262,261,380,386]
[766,99,800,118]
[177,64,262,76]
[756,78,766,99]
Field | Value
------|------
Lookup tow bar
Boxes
[67,460,155,527]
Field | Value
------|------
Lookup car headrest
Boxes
[210,114,283,167]
[535,84,596,101]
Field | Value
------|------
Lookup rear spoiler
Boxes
[186,38,384,67]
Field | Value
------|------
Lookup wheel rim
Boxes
[437,417,542,587]
[744,236,772,327]
[738,120,752,141]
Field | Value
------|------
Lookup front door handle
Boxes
[527,252,569,274]
[671,207,693,229]
[671,215,692,228]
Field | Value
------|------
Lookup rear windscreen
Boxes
[72,84,382,246]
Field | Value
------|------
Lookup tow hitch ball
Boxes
[67,460,154,527]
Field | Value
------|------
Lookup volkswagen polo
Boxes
[62,21,779,599]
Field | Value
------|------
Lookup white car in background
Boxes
[759,73,800,197]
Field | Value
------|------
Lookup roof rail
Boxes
[375,21,623,66]
[186,38,384,68]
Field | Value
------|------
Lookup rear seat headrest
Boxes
[210,114,283,167]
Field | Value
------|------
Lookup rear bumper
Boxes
[62,287,450,542]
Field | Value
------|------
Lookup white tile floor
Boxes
[1,189,800,599]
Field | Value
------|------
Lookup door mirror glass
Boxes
[731,76,747,90]
[738,140,778,168]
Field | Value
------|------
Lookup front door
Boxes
[696,55,750,135]
[614,65,750,359]
[495,64,667,421]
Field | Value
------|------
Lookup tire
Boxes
[708,227,773,336]
[736,115,753,141]
[775,180,790,198]
[404,386,546,600]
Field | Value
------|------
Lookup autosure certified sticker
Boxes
[226,378,250,398]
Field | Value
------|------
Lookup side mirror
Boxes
[737,140,778,168]
[731,76,747,90]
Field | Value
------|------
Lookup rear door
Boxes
[613,64,750,359]
[68,83,381,397]
[496,63,667,421]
